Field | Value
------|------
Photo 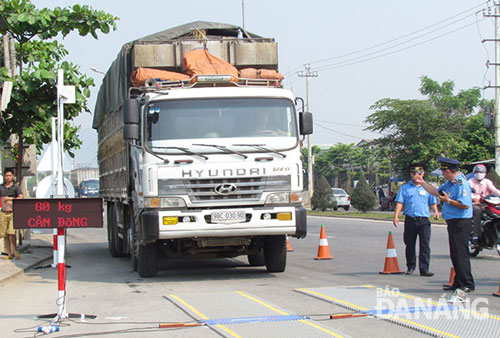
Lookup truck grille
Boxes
[187,177,264,202]
[158,176,290,204]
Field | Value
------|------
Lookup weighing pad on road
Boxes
[296,285,500,338]
[165,291,351,338]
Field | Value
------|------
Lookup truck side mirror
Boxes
[123,99,140,124]
[299,112,313,135]
[123,124,139,140]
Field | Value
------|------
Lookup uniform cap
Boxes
[409,163,425,172]
[437,157,460,170]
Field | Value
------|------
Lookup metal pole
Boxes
[55,70,67,321]
[56,70,64,196]
[298,64,318,203]
[242,0,245,30]
[496,2,500,175]
[305,68,313,202]
[51,117,58,268]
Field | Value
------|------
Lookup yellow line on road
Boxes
[168,294,242,338]
[299,319,347,338]
[386,315,462,338]
[296,288,369,311]
[236,291,289,315]
[237,291,348,337]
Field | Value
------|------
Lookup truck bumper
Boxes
[141,206,306,240]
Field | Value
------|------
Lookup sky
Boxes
[32,0,497,168]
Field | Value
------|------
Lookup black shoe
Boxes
[471,238,479,247]
[405,269,414,275]
[443,284,459,291]
[420,271,434,277]
[459,286,474,293]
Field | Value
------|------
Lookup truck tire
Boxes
[107,203,126,257]
[107,203,117,257]
[264,235,287,273]
[137,242,158,277]
[129,227,138,271]
[248,249,265,266]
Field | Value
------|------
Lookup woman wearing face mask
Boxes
[468,164,500,247]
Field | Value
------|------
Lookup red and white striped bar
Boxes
[57,228,67,319]
[52,229,58,267]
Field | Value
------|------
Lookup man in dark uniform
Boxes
[393,163,439,276]
[0,168,23,260]
[415,157,475,292]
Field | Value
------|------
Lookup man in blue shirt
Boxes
[415,157,475,293]
[393,163,439,276]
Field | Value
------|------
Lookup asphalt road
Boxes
[0,216,499,337]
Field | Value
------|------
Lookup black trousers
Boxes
[446,218,475,289]
[472,205,482,238]
[403,217,431,273]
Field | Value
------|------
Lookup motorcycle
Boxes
[379,195,395,211]
[468,195,500,257]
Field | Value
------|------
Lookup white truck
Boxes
[93,22,312,277]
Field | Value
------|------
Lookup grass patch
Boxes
[307,210,446,224]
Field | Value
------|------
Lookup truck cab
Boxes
[121,78,312,277]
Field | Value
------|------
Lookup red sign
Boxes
[13,198,103,229]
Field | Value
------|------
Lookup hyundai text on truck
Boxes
[93,22,312,277]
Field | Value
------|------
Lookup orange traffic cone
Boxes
[443,267,456,287]
[379,231,403,274]
[315,224,332,260]
[493,281,500,297]
[286,236,294,252]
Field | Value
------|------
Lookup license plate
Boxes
[211,210,246,223]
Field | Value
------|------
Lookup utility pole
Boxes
[298,64,318,203]
[242,0,245,30]
[483,1,500,175]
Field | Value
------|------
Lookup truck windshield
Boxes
[146,98,297,142]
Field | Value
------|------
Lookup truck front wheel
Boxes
[137,241,158,278]
[264,235,287,272]
[248,248,265,266]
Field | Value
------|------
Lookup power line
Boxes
[310,2,488,66]
[283,1,490,79]
[316,18,486,73]
[315,119,366,127]
[314,123,365,140]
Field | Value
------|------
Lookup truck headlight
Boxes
[145,197,186,208]
[265,192,290,204]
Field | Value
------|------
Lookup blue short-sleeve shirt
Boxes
[439,172,473,220]
[395,181,437,217]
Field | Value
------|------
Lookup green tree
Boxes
[0,0,118,179]
[350,174,377,212]
[311,176,336,211]
[458,111,494,162]
[365,76,493,175]
[314,143,364,188]
[366,98,448,171]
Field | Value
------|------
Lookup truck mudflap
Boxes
[294,205,307,239]
[139,211,159,244]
